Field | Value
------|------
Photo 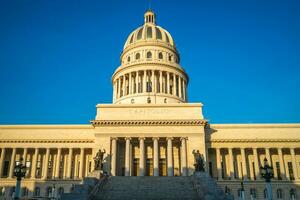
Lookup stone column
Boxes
[290,148,298,180]
[22,148,27,163]
[67,148,73,179]
[143,70,147,93]
[253,148,260,180]
[139,137,145,176]
[42,148,50,180]
[178,76,182,98]
[125,137,131,176]
[153,137,159,176]
[111,138,117,176]
[173,74,176,95]
[159,71,163,93]
[265,148,271,165]
[278,148,286,180]
[241,148,248,180]
[9,148,16,178]
[216,148,222,180]
[167,137,174,176]
[122,75,126,96]
[134,72,138,93]
[183,80,186,101]
[228,148,235,180]
[180,137,188,176]
[128,72,132,95]
[0,148,6,177]
[117,78,121,98]
[79,148,85,178]
[31,148,39,178]
[55,148,61,179]
[167,72,170,94]
[151,70,155,93]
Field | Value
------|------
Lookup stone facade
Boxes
[0,10,299,200]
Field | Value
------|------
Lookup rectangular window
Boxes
[233,161,238,179]
[276,162,282,180]
[3,161,9,177]
[288,162,294,180]
[209,162,213,177]
[146,82,152,92]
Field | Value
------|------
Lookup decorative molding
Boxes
[0,139,94,144]
[91,119,207,127]
[207,139,300,143]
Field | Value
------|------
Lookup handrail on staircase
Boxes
[87,175,109,200]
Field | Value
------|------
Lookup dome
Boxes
[123,10,175,50]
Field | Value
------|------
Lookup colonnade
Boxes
[110,137,188,176]
[113,70,187,101]
[0,147,92,180]
[211,147,299,181]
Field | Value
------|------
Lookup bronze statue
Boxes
[93,149,106,170]
[192,150,205,172]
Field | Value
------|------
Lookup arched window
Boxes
[137,28,143,40]
[34,187,41,197]
[277,189,283,199]
[250,188,257,199]
[147,27,152,38]
[158,52,163,59]
[156,27,162,39]
[129,34,134,43]
[147,51,152,59]
[135,53,140,60]
[164,98,167,103]
[127,56,130,62]
[168,55,172,61]
[47,187,53,198]
[147,97,151,104]
[22,187,28,197]
[165,33,170,43]
[131,99,135,104]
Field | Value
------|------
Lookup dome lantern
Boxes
[144,10,156,25]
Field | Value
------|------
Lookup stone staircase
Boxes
[92,176,199,200]
[61,173,226,200]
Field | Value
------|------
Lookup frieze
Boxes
[91,119,207,126]
[0,139,94,144]
[207,139,300,143]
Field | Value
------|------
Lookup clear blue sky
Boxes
[0,0,299,124]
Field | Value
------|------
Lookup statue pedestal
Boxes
[87,170,103,179]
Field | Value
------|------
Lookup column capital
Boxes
[166,137,173,141]
[180,137,188,141]
[138,137,146,141]
[125,137,132,141]
[152,137,159,141]
[290,148,295,154]
[111,137,118,141]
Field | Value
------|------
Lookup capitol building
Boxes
[0,10,299,200]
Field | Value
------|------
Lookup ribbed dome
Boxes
[123,10,175,50]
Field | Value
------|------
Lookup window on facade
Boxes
[146,81,152,92]
[137,28,143,40]
[47,187,53,198]
[277,189,283,199]
[147,27,152,38]
[129,34,134,43]
[158,52,163,59]
[250,188,257,199]
[164,98,167,103]
[165,33,170,43]
[290,189,296,199]
[238,189,243,198]
[135,53,140,60]
[10,187,15,197]
[22,187,28,197]
[287,162,294,180]
[147,97,151,104]
[58,187,64,195]
[127,56,131,62]
[209,162,213,177]
[276,162,282,180]
[156,27,162,39]
[147,51,152,59]
[131,99,135,104]
[169,55,172,61]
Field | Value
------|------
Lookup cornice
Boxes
[207,139,300,143]
[0,139,95,144]
[209,124,300,129]
[0,125,93,129]
[91,119,207,127]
